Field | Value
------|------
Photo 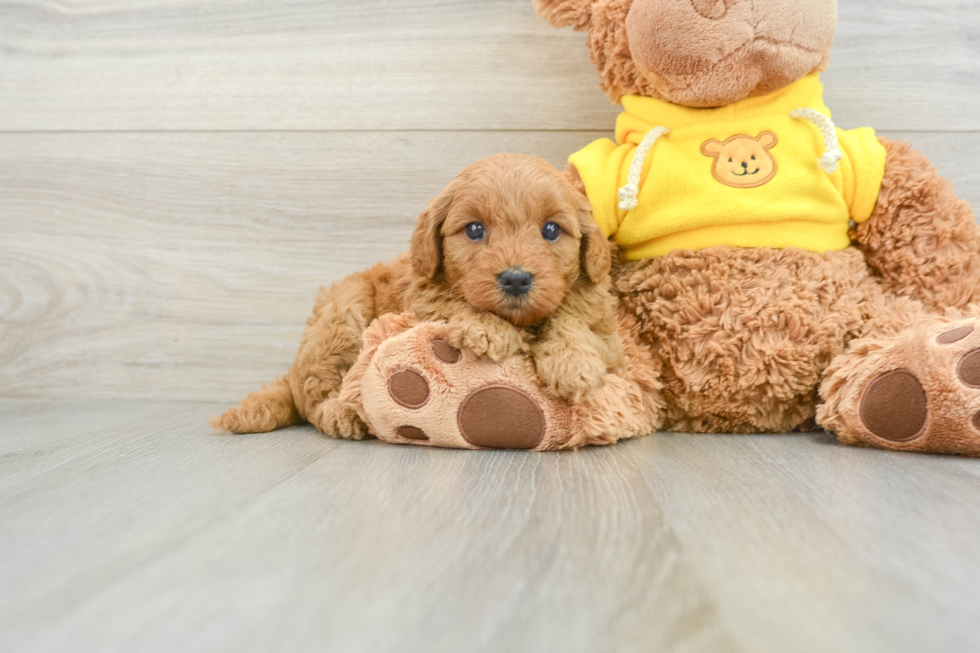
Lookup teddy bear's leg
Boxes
[339,316,663,450]
[854,137,980,313]
[818,300,980,456]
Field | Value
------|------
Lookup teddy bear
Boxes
[530,0,980,455]
[344,0,980,455]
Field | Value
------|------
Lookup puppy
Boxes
[213,153,621,438]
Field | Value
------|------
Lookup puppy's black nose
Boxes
[741,161,748,169]
[498,268,534,297]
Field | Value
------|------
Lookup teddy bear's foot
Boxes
[818,317,980,456]
[341,318,579,450]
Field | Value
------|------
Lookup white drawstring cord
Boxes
[790,108,841,174]
[618,126,670,210]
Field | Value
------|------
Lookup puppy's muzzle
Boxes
[497,267,534,297]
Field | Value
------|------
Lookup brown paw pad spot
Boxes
[431,338,461,364]
[937,325,974,345]
[387,369,429,408]
[958,349,980,388]
[457,384,545,449]
[859,369,927,442]
[396,425,429,441]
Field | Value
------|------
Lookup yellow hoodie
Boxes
[568,73,886,259]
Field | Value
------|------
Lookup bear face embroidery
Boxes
[701,132,779,189]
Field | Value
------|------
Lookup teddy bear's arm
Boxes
[852,137,980,314]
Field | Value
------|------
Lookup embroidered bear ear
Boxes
[533,0,596,29]
[756,131,779,150]
[700,140,724,157]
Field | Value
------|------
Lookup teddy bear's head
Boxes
[535,0,837,107]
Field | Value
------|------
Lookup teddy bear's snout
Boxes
[625,0,836,107]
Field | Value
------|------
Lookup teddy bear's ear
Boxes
[533,0,596,30]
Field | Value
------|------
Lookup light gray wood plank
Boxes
[0,399,735,653]
[622,432,980,653]
[3,400,980,652]
[823,0,980,132]
[0,400,345,634]
[0,0,619,132]
[2,131,977,401]
[0,0,977,132]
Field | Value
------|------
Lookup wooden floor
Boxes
[3,0,980,650]
[2,399,980,653]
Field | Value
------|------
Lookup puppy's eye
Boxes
[728,158,733,163]
[751,155,756,160]
[464,222,485,241]
[541,221,561,242]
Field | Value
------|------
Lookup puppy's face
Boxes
[411,154,609,327]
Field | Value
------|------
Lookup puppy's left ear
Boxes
[411,177,459,279]
[577,198,611,284]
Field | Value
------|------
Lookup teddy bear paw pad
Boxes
[395,425,429,441]
[936,325,973,344]
[457,384,545,449]
[387,369,429,408]
[957,348,980,387]
[431,338,461,363]
[859,369,927,442]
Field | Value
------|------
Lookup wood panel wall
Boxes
[1,0,978,401]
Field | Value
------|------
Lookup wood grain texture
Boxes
[2,399,979,652]
[2,130,977,401]
[0,0,977,132]
[0,130,596,400]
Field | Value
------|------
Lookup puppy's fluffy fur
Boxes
[214,153,621,437]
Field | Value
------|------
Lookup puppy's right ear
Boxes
[410,180,458,280]
[574,191,611,284]
[534,0,595,29]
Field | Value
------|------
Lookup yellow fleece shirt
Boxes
[568,73,887,259]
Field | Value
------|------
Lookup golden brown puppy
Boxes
[213,153,621,438]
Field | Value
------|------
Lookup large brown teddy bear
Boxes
[531,0,980,455]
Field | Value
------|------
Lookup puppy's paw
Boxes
[534,340,608,403]
[311,398,371,440]
[447,315,523,362]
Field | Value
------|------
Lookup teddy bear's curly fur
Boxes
[539,0,980,454]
